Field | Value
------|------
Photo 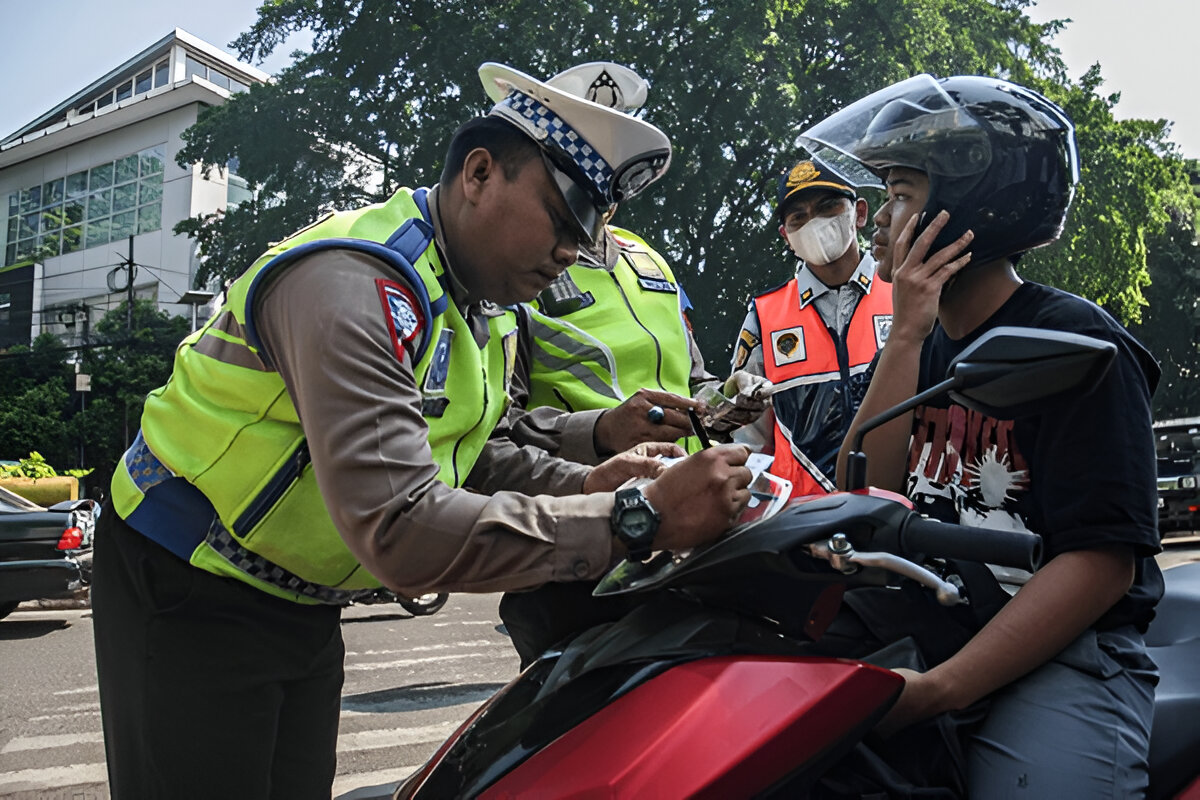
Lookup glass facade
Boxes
[76,57,171,118]
[3,145,165,267]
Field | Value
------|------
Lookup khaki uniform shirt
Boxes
[252,189,614,596]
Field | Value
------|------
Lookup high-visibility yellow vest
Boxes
[524,226,700,453]
[111,188,517,603]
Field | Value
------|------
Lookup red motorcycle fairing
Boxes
[479,656,901,799]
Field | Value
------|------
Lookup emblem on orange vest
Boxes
[770,326,807,366]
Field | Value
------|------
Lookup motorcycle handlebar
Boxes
[899,515,1043,572]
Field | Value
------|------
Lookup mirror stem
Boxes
[845,376,961,491]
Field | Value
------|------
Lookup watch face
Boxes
[623,508,655,537]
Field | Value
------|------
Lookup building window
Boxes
[2,145,166,267]
[73,57,170,118]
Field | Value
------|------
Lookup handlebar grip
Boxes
[900,515,1043,572]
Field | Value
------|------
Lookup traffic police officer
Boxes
[91,61,752,800]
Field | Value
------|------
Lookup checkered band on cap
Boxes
[499,90,615,202]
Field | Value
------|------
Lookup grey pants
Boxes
[967,626,1157,799]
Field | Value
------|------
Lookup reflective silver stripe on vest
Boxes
[204,519,373,605]
[191,311,269,371]
[124,430,175,492]
[526,316,621,401]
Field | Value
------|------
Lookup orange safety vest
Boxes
[753,278,893,496]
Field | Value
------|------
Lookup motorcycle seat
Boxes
[1145,560,1200,799]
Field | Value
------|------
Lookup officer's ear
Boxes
[853,197,870,229]
[778,224,789,242]
[460,147,497,204]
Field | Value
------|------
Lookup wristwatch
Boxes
[611,487,661,562]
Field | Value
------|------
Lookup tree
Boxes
[1021,66,1192,327]
[175,0,1186,364]
[0,333,74,469]
[74,300,189,496]
[1128,161,1200,419]
[177,0,1065,360]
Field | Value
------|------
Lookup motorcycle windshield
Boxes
[594,492,912,598]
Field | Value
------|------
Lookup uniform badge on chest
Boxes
[770,326,807,367]
[421,328,454,417]
[874,314,893,350]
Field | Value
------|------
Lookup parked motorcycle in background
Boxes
[352,588,449,617]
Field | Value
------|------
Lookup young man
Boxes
[730,158,892,496]
[808,74,1162,796]
[91,62,752,799]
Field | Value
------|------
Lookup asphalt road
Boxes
[2,541,1197,799]
[0,593,520,799]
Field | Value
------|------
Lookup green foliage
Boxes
[1022,66,1189,326]
[0,333,74,469]
[1128,160,1200,418]
[175,0,1195,394]
[75,299,190,494]
[0,301,188,497]
[0,451,92,480]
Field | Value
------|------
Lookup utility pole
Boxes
[126,235,135,332]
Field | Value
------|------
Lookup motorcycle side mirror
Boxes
[845,326,1116,491]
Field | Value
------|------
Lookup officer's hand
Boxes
[594,389,701,455]
[644,444,752,551]
[582,442,686,494]
[701,372,774,434]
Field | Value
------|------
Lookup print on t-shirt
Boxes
[907,404,1031,532]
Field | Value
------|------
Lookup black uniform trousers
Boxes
[91,502,345,800]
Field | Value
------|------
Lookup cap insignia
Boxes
[787,161,820,189]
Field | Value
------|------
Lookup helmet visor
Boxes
[799,74,992,179]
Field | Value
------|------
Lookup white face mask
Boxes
[786,205,857,266]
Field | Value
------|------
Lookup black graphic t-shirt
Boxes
[909,282,1163,632]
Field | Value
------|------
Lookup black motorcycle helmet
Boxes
[798,74,1080,265]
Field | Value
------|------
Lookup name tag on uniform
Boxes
[624,252,677,294]
[637,277,677,293]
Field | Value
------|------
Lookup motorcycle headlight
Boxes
[1181,476,1197,489]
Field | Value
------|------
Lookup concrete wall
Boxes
[0,102,231,344]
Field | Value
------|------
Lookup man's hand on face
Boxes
[594,388,703,455]
[888,209,975,345]
[643,444,752,550]
[581,442,686,494]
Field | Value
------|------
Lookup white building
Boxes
[0,29,268,349]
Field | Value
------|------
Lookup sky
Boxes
[1,0,1198,155]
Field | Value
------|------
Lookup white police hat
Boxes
[479,62,671,243]
[545,62,648,114]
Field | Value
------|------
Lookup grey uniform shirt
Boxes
[253,230,614,597]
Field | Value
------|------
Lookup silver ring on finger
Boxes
[647,405,665,424]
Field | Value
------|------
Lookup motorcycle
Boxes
[353,588,449,617]
[392,327,1200,799]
